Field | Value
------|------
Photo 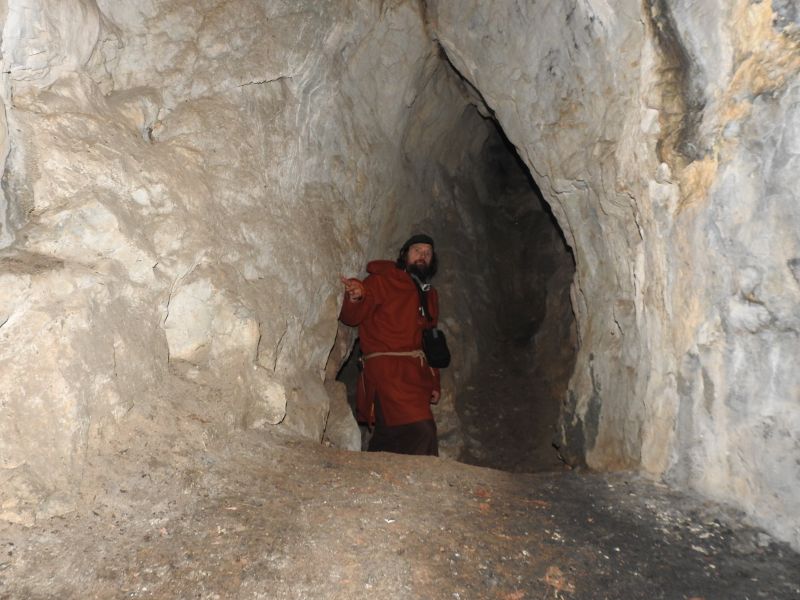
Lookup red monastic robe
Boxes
[339,260,441,426]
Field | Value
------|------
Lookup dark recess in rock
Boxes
[644,0,708,164]
[788,257,800,284]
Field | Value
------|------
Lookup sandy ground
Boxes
[1,423,798,600]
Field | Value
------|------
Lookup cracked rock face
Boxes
[0,0,481,520]
[1,0,515,525]
[429,0,800,549]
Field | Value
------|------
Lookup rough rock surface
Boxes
[0,0,514,525]
[0,0,436,520]
[428,0,800,549]
[2,0,798,564]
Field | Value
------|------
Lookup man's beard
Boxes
[406,261,431,281]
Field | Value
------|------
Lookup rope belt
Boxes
[362,350,426,366]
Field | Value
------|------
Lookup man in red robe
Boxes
[339,234,442,456]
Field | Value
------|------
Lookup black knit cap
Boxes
[401,234,434,252]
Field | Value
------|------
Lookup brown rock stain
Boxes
[675,156,718,213]
[649,0,799,216]
[730,0,800,95]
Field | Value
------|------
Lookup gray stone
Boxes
[322,381,360,452]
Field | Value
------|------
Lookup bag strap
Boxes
[409,274,433,323]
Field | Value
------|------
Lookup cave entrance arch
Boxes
[335,104,577,472]
[451,114,577,473]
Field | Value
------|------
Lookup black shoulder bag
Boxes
[412,277,451,369]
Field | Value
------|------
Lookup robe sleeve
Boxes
[338,275,382,326]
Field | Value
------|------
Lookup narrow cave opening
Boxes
[453,116,577,473]
[336,97,577,471]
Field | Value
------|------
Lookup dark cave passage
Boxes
[453,119,577,472]
[336,110,577,471]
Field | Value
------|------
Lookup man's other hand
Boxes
[341,276,365,302]
[430,390,440,405]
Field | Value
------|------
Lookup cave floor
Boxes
[456,338,571,474]
[1,430,798,600]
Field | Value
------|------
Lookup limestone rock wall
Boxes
[3,0,798,554]
[428,0,800,549]
[0,0,488,522]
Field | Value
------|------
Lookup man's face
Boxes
[407,243,433,269]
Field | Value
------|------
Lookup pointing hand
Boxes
[340,276,365,302]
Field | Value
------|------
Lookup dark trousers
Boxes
[367,395,439,456]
